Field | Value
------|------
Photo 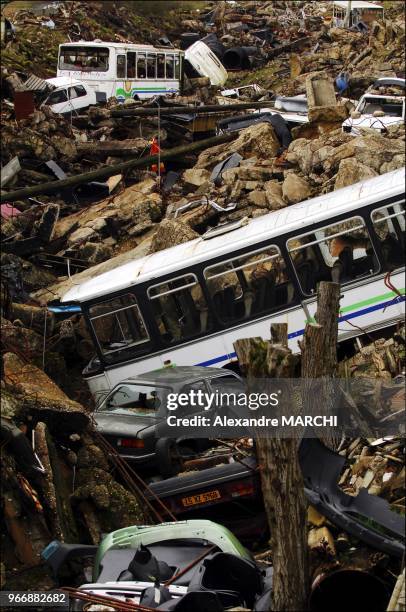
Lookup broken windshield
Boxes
[99,383,166,415]
[358,96,404,117]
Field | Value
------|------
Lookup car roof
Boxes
[118,366,238,386]
[45,76,84,89]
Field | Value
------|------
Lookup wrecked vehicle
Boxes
[41,77,97,115]
[93,366,243,476]
[185,41,228,86]
[61,170,405,399]
[57,41,184,101]
[146,438,405,558]
[342,78,405,135]
[42,519,272,611]
[332,1,384,30]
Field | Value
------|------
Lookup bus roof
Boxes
[333,1,383,10]
[62,168,405,304]
[58,41,183,52]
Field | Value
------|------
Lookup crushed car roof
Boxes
[118,366,239,385]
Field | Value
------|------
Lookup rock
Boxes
[1,317,45,357]
[76,242,113,265]
[307,105,348,124]
[306,73,337,109]
[2,353,89,432]
[282,173,311,204]
[248,190,268,207]
[149,219,199,254]
[264,180,286,209]
[195,123,280,170]
[182,168,211,191]
[85,218,107,232]
[334,158,378,190]
[68,226,98,246]
[9,303,54,336]
[33,203,60,243]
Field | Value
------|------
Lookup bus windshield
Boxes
[59,46,110,72]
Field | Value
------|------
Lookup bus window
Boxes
[127,52,136,78]
[204,246,293,322]
[165,54,174,79]
[137,53,146,79]
[59,45,109,72]
[117,54,126,78]
[288,217,378,291]
[147,274,209,343]
[147,54,157,79]
[157,53,165,78]
[174,55,181,79]
[371,203,405,269]
[89,294,149,357]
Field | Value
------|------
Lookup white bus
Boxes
[57,41,184,102]
[62,169,405,401]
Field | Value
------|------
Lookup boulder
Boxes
[264,180,286,209]
[68,226,98,246]
[282,173,311,204]
[149,219,199,254]
[195,123,280,170]
[248,190,268,208]
[182,168,211,191]
[76,242,113,265]
[2,353,89,432]
[334,158,378,190]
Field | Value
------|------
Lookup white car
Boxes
[342,78,405,136]
[41,77,97,115]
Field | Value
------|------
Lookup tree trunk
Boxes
[301,282,341,449]
[234,328,309,611]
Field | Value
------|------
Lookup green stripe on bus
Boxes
[339,289,405,314]
[305,288,405,324]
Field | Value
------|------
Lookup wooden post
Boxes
[301,282,341,449]
[234,326,309,611]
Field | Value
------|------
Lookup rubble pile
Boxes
[1,350,147,588]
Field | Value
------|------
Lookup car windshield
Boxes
[98,383,168,416]
[358,96,404,117]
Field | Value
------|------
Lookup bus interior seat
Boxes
[274,281,290,307]
[213,286,234,321]
[353,253,377,278]
[381,233,404,268]
[251,274,275,315]
[296,260,315,294]
[331,247,353,283]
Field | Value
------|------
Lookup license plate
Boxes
[182,490,221,507]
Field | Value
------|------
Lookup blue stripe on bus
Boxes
[195,296,405,367]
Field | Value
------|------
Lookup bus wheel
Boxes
[155,438,183,478]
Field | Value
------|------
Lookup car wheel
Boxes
[155,438,183,478]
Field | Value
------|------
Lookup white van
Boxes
[41,77,97,114]
[185,41,228,86]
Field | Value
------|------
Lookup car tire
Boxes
[155,438,183,478]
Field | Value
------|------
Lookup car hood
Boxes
[342,115,403,133]
[93,412,158,436]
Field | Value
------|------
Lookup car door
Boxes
[68,84,91,112]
